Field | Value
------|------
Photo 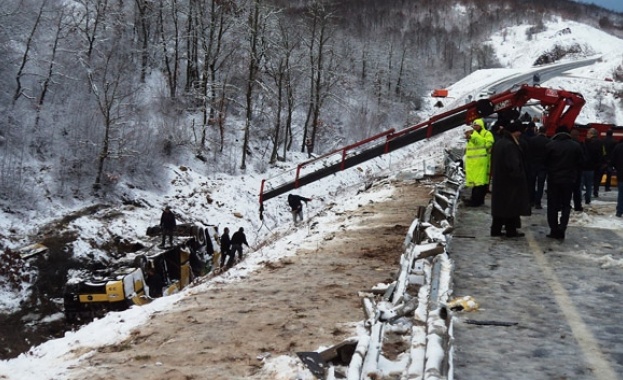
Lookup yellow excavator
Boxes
[63,223,219,323]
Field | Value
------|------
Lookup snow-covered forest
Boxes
[1,0,622,207]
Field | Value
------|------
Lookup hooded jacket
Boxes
[464,126,494,187]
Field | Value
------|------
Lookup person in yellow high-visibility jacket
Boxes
[464,118,494,206]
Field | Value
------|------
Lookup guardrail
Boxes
[297,152,464,379]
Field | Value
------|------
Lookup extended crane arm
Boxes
[258,85,586,219]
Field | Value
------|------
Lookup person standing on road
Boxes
[603,129,618,192]
[490,120,531,238]
[591,130,607,198]
[544,126,584,240]
[219,227,234,269]
[463,118,494,207]
[288,194,312,224]
[582,128,605,202]
[231,227,249,262]
[610,140,623,217]
[570,128,585,212]
[160,206,176,247]
[527,126,550,209]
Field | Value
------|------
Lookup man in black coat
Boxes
[544,126,584,240]
[603,129,618,192]
[582,128,605,202]
[570,128,585,211]
[231,227,249,261]
[527,127,550,209]
[288,194,312,224]
[490,121,531,238]
[219,227,234,269]
[160,206,176,247]
[610,140,623,217]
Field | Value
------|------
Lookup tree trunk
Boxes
[13,0,46,105]
[34,7,64,131]
[241,0,262,170]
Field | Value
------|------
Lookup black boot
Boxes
[505,230,525,238]
[546,230,564,240]
[490,228,503,237]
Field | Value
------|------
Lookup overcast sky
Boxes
[574,0,623,13]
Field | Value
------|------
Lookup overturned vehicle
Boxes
[63,223,220,323]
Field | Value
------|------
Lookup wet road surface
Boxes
[450,191,623,380]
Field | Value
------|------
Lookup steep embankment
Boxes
[66,180,435,380]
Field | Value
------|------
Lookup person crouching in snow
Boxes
[288,194,312,224]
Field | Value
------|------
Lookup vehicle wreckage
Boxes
[63,223,221,323]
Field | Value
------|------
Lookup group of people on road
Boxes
[463,116,621,241]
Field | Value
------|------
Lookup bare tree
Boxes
[34,7,67,132]
[157,0,181,98]
[12,0,47,105]
[301,1,336,156]
[73,0,110,61]
[134,0,153,83]
[85,31,137,192]
[261,17,301,164]
[198,0,235,150]
[185,0,201,92]
[240,0,267,170]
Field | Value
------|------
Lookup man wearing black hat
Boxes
[543,126,584,240]
[160,206,177,247]
[490,120,531,238]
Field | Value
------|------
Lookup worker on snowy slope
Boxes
[463,118,494,207]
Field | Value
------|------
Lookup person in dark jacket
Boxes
[603,129,618,192]
[160,206,176,247]
[146,263,164,298]
[570,128,585,211]
[527,127,550,209]
[544,126,584,240]
[231,227,249,261]
[582,128,605,201]
[610,140,623,217]
[219,227,234,269]
[490,121,531,238]
[288,194,312,224]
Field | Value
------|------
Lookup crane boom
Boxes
[259,84,587,219]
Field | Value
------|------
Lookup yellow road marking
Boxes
[525,230,618,380]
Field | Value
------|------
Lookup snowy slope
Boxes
[490,17,623,125]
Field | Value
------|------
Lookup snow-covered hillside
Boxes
[1,17,623,379]
[491,17,623,125]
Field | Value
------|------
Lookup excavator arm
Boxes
[259,84,586,218]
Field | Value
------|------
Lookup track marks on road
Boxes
[525,230,618,380]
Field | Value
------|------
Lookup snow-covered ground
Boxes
[1,17,623,379]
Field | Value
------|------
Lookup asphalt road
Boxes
[487,56,601,94]
[450,191,623,380]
